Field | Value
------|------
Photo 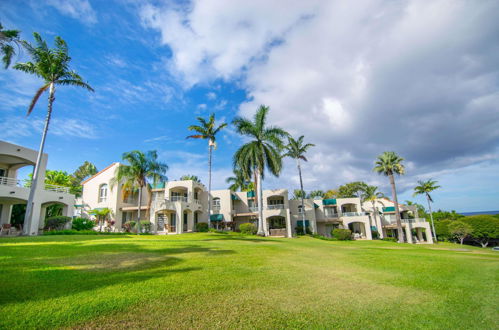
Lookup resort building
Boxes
[80,162,433,243]
[0,140,75,235]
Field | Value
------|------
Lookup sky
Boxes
[0,0,498,213]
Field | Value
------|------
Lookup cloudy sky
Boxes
[1,0,498,212]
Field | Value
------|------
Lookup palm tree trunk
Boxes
[372,203,382,239]
[99,215,103,232]
[389,174,404,243]
[136,186,142,235]
[426,195,437,243]
[297,159,307,235]
[207,143,212,228]
[256,171,265,236]
[24,83,55,236]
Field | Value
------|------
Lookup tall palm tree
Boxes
[373,151,405,243]
[187,113,227,228]
[111,150,168,234]
[14,33,93,235]
[283,135,315,233]
[413,179,441,243]
[226,168,252,191]
[179,174,201,183]
[363,185,385,238]
[0,22,21,68]
[233,105,288,236]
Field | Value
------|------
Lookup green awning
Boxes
[247,191,255,198]
[383,206,395,212]
[371,226,378,231]
[210,214,224,221]
[231,194,240,201]
[296,220,310,227]
[151,182,165,189]
[322,199,336,205]
[314,203,319,209]
[74,204,84,208]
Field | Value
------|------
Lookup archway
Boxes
[267,216,287,236]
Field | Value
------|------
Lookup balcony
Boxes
[0,176,22,187]
[1,176,70,194]
[342,212,367,217]
[401,218,427,224]
[267,204,285,210]
[249,206,258,213]
[324,209,339,218]
[170,196,188,202]
[212,205,221,212]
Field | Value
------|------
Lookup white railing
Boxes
[249,206,259,212]
[153,199,175,210]
[0,176,22,187]
[193,199,201,205]
[212,205,221,211]
[267,204,285,210]
[170,196,188,202]
[44,184,70,193]
[342,212,367,217]
[401,218,427,224]
[324,210,339,218]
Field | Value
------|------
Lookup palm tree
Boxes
[233,105,288,236]
[291,189,308,200]
[14,33,93,235]
[413,179,441,243]
[111,150,168,234]
[309,190,325,199]
[89,207,111,232]
[373,151,405,243]
[283,135,315,234]
[0,22,21,68]
[187,113,227,228]
[226,168,252,191]
[363,185,385,238]
[180,174,201,183]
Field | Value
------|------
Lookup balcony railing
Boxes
[267,204,285,210]
[1,176,70,193]
[0,176,22,187]
[45,184,70,193]
[249,206,258,212]
[324,210,339,218]
[401,218,427,224]
[212,205,221,211]
[170,196,188,202]
[342,212,367,217]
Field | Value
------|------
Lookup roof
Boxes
[81,162,119,185]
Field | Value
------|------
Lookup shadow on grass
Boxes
[0,242,233,306]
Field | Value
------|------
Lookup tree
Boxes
[291,189,308,200]
[324,189,339,199]
[71,161,97,196]
[187,113,227,228]
[89,208,111,232]
[283,135,315,234]
[448,221,473,245]
[0,22,21,68]
[374,151,405,243]
[338,181,369,199]
[226,168,253,191]
[463,215,499,248]
[233,105,288,236]
[404,200,428,218]
[180,174,201,183]
[14,33,94,235]
[413,179,441,243]
[363,185,385,238]
[309,190,325,199]
[434,220,452,241]
[111,150,168,234]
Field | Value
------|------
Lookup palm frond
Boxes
[26,83,49,116]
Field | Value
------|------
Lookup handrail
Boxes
[267,204,285,210]
[0,176,22,187]
[1,177,70,193]
[342,212,367,217]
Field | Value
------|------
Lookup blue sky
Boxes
[1,0,498,212]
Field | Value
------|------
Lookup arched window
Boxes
[213,197,221,207]
[98,184,108,202]
[298,205,304,214]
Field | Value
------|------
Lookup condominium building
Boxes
[0,140,75,235]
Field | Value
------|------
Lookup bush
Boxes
[371,230,380,239]
[140,220,152,233]
[463,215,499,248]
[382,237,397,242]
[44,216,71,231]
[43,230,128,236]
[72,217,95,231]
[435,220,452,241]
[295,226,312,235]
[239,223,257,235]
[196,222,209,232]
[123,221,136,233]
[332,228,352,240]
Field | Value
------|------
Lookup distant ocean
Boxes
[459,210,499,216]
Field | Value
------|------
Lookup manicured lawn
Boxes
[0,233,498,329]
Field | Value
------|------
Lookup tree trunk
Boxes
[256,171,265,236]
[426,195,438,243]
[372,203,382,239]
[99,216,102,232]
[207,142,213,228]
[297,159,307,235]
[460,237,464,245]
[136,186,142,234]
[389,174,404,243]
[24,82,55,236]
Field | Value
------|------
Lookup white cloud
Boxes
[206,92,217,100]
[45,0,97,25]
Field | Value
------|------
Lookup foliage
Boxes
[180,174,201,182]
[239,223,257,235]
[324,189,339,199]
[10,204,26,227]
[196,222,209,232]
[44,216,71,230]
[70,161,98,196]
[413,179,441,203]
[434,220,452,241]
[123,221,137,233]
[362,185,385,203]
[71,217,95,231]
[332,228,352,240]
[295,226,312,235]
[448,221,473,245]
[463,215,499,247]
[382,237,397,242]
[371,230,380,239]
[337,181,369,198]
[373,151,405,176]
[431,210,464,222]
[226,168,253,191]
[291,189,307,200]
[140,220,152,233]
[187,113,227,145]
[0,22,21,68]
[43,230,128,235]
[309,190,325,199]
[404,200,428,218]
[282,135,315,162]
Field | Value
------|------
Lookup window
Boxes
[0,168,6,177]
[298,205,304,214]
[99,184,108,202]
[213,198,221,207]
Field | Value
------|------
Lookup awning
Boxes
[383,206,396,212]
[323,198,336,205]
[314,203,319,209]
[231,193,240,201]
[296,220,310,227]
[371,226,378,231]
[210,214,224,221]
[247,191,255,198]
[151,182,165,189]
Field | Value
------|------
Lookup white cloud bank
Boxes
[139,0,499,199]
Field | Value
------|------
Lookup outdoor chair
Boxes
[0,224,12,235]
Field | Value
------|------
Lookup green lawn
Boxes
[1,233,498,329]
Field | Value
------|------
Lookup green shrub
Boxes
[295,226,312,235]
[332,228,352,240]
[196,222,209,232]
[44,216,71,230]
[72,217,95,231]
[371,230,380,239]
[435,220,452,241]
[382,237,397,242]
[123,221,136,233]
[140,220,152,233]
[463,215,499,247]
[239,223,257,235]
[43,230,129,235]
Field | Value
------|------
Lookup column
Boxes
[39,205,47,230]
[404,223,413,244]
[27,201,42,235]
[187,211,194,232]
[175,204,183,234]
[376,215,384,239]
[417,228,423,243]
[285,209,292,238]
[0,204,13,225]
[364,222,373,240]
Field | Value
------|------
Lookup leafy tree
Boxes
[226,168,253,191]
[413,179,441,243]
[233,105,288,236]
[70,161,97,195]
[89,208,111,232]
[463,215,499,248]
[324,189,339,199]
[374,151,405,243]
[283,135,315,232]
[337,181,369,199]
[404,200,428,218]
[14,32,93,235]
[309,190,325,199]
[434,220,452,241]
[291,189,308,200]
[180,174,201,183]
[432,210,464,222]
[111,150,168,234]
[363,185,385,238]
[0,22,21,68]
[187,113,227,228]
[448,221,473,245]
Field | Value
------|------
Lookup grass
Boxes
[0,233,498,329]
